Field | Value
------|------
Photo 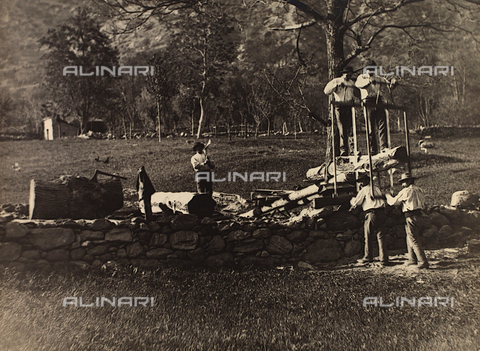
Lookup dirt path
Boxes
[321,247,480,278]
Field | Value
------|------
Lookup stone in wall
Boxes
[344,240,362,257]
[226,230,249,242]
[135,231,153,245]
[149,233,168,247]
[265,236,292,255]
[422,225,438,238]
[170,231,198,250]
[309,230,328,239]
[458,211,480,228]
[79,230,105,241]
[291,242,309,256]
[127,242,144,257]
[87,245,108,256]
[45,249,69,261]
[286,230,308,243]
[5,222,28,239]
[242,222,257,232]
[70,248,86,260]
[188,248,206,262]
[205,235,225,254]
[205,252,234,268]
[252,228,271,240]
[22,250,41,260]
[303,239,343,263]
[146,248,173,259]
[233,239,263,254]
[0,242,22,261]
[28,228,75,250]
[90,219,114,231]
[147,221,161,232]
[105,228,132,242]
[171,214,199,231]
[335,230,353,241]
[438,206,461,221]
[438,224,453,239]
[429,212,450,228]
[326,212,361,232]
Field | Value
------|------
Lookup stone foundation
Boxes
[1,204,479,271]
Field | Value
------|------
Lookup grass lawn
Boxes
[1,264,480,351]
[1,133,480,206]
[1,133,480,350]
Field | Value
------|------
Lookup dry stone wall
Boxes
[1,204,480,271]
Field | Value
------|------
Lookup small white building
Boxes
[43,117,79,140]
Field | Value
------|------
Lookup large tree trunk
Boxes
[324,23,345,161]
[196,97,204,139]
[30,176,123,219]
[157,99,162,142]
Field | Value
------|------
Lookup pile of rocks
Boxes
[1,199,479,271]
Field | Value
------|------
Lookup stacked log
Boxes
[29,176,123,220]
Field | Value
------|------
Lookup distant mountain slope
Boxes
[0,0,171,96]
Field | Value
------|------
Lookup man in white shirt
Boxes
[191,142,215,195]
[324,66,359,156]
[355,60,395,155]
[386,173,429,269]
[350,173,389,266]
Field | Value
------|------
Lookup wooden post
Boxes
[363,104,375,193]
[331,101,337,197]
[157,99,162,142]
[404,110,412,173]
[352,105,359,192]
[385,109,394,190]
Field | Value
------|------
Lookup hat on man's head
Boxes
[193,142,205,152]
[341,66,354,74]
[356,173,370,183]
[398,172,416,183]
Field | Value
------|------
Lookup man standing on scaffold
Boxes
[324,66,359,156]
[355,60,396,155]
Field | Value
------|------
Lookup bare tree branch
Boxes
[348,0,425,26]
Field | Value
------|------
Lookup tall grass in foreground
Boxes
[1,265,479,351]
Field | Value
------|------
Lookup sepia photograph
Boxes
[1,0,480,350]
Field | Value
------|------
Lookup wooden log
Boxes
[29,180,71,219]
[327,146,408,175]
[29,176,123,219]
[147,192,216,218]
[240,184,320,218]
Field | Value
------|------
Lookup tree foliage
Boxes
[2,0,478,141]
[39,7,120,132]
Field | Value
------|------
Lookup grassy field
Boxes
[1,133,480,350]
[1,133,480,206]
[1,264,479,351]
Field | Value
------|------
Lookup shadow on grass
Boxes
[411,152,465,168]
[432,258,480,271]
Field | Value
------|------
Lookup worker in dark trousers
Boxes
[350,173,389,266]
[386,173,429,269]
[355,60,396,155]
[324,66,359,156]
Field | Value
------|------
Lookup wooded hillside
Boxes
[1,0,479,138]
